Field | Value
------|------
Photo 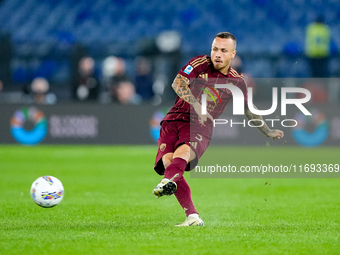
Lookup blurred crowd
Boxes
[0,54,160,105]
[0,14,338,105]
[71,55,158,105]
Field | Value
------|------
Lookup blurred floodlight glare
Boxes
[102,56,119,77]
[156,31,181,53]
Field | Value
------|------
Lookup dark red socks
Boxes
[164,157,187,182]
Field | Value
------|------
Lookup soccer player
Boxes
[152,32,284,227]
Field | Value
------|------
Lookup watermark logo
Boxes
[201,84,312,128]
[199,85,222,106]
[202,85,311,116]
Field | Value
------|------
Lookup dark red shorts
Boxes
[154,120,211,175]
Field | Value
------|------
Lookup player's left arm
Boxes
[244,104,284,140]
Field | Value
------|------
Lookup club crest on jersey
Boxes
[184,65,193,74]
[160,143,166,152]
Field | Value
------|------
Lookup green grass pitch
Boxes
[0,145,339,255]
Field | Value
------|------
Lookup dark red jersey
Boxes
[162,55,248,136]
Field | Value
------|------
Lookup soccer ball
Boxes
[30,175,64,208]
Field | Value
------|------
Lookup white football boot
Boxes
[175,214,204,227]
[152,174,179,198]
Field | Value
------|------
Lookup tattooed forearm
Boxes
[172,74,198,105]
[244,106,271,137]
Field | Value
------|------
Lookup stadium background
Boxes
[1,1,340,254]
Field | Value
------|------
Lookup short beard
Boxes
[214,63,226,71]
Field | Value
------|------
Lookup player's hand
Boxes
[267,129,284,140]
[193,103,213,125]
[198,112,214,125]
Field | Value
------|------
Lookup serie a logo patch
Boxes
[184,65,193,74]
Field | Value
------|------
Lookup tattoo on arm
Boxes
[171,74,198,105]
[245,106,271,137]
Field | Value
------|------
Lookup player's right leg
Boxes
[162,152,173,169]
[153,143,196,198]
[152,152,178,198]
[152,120,206,199]
[152,121,209,226]
[154,142,205,226]
[152,120,180,198]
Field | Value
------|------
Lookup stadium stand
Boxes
[0,0,339,92]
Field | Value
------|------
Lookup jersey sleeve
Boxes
[178,55,209,80]
[239,75,249,109]
[229,68,249,110]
